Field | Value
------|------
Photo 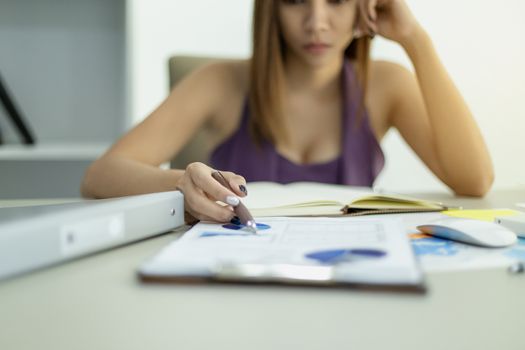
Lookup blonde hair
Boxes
[249,0,372,145]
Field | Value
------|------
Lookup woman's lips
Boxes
[303,43,331,55]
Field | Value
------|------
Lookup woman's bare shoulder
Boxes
[188,60,250,143]
[189,59,250,97]
[370,60,414,105]
[369,60,413,91]
[364,60,415,138]
[225,59,250,92]
[167,59,250,124]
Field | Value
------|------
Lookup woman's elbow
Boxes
[454,169,495,198]
[80,161,101,199]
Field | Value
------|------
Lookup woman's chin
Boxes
[301,54,341,69]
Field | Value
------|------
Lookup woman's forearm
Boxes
[81,154,184,199]
[402,29,494,195]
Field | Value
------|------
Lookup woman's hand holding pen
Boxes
[176,162,248,223]
[357,0,424,47]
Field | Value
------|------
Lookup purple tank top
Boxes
[209,60,385,187]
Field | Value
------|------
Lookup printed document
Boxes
[139,217,423,288]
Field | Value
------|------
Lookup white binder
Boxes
[0,191,184,280]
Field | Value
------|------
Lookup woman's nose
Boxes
[305,1,330,34]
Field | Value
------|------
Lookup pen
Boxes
[211,171,257,233]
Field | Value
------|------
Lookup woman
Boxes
[81,0,494,223]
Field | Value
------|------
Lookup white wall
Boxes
[126,0,253,125]
[127,0,525,192]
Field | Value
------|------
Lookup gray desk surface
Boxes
[1,189,525,350]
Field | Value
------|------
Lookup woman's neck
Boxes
[284,55,344,96]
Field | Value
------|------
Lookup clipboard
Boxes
[138,217,426,292]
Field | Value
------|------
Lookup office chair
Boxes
[168,55,232,170]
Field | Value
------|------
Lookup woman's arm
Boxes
[81,155,183,198]
[81,62,247,222]
[361,0,494,196]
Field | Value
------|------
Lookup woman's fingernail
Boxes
[230,216,241,225]
[239,185,248,195]
[226,196,240,206]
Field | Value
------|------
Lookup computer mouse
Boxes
[417,217,517,248]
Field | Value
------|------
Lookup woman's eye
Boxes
[328,0,350,4]
[281,0,306,5]
[281,0,350,5]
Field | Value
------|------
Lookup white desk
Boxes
[1,189,525,350]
